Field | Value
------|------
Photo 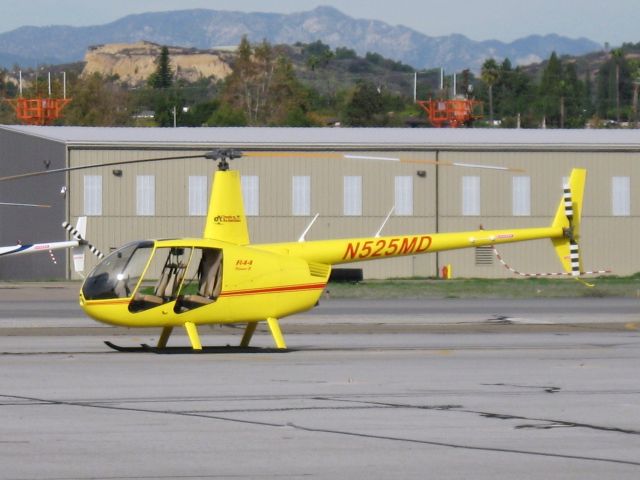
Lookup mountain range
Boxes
[0,6,602,72]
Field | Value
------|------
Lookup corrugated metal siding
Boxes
[437,150,640,277]
[68,149,438,279]
[2,126,639,280]
[44,145,640,279]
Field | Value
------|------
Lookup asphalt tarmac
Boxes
[1,283,639,479]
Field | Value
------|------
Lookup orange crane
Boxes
[417,98,483,128]
[4,72,71,125]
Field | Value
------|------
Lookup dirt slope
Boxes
[82,41,233,85]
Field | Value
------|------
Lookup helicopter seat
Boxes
[131,262,186,310]
[180,251,222,309]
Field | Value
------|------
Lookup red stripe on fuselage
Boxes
[83,283,326,306]
[219,282,327,297]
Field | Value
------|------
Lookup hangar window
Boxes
[344,175,362,216]
[462,176,480,216]
[136,175,155,216]
[242,175,260,216]
[83,175,102,216]
[612,176,630,216]
[188,176,208,216]
[292,175,311,216]
[512,176,531,216]
[394,176,413,216]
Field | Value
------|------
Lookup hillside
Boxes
[0,6,601,72]
[82,42,233,85]
[521,45,640,79]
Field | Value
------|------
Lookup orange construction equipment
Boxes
[5,97,72,125]
[417,98,482,128]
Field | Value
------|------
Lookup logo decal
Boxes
[235,259,254,271]
[214,215,242,224]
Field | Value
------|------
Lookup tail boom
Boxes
[256,226,564,267]
[255,168,587,278]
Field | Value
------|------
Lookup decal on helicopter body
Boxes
[214,215,242,224]
[235,259,254,270]
[342,235,432,260]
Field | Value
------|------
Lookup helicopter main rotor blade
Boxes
[246,152,524,172]
[342,154,524,172]
[0,153,206,182]
[0,202,51,208]
[1,149,523,183]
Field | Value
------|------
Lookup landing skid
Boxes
[103,340,292,354]
[104,341,148,352]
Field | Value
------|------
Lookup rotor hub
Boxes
[205,149,243,171]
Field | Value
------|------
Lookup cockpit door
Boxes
[128,247,192,313]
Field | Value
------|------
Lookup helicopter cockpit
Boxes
[81,241,223,313]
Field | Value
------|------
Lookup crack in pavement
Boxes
[2,393,639,468]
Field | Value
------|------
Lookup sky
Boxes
[1,0,637,46]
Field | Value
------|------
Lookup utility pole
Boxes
[413,72,417,103]
[633,80,639,128]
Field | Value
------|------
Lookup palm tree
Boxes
[611,48,624,122]
[481,59,500,124]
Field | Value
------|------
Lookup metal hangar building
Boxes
[1,125,638,280]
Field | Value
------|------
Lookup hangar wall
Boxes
[1,126,639,280]
[0,129,67,280]
[67,148,439,279]
[437,150,640,277]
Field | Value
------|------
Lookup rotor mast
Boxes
[205,149,242,171]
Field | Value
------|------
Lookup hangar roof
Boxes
[2,125,639,151]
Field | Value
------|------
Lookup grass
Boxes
[324,274,640,299]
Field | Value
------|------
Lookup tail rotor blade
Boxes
[562,183,582,277]
[62,220,104,259]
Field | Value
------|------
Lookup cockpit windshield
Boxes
[82,241,154,300]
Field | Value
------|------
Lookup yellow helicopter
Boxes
[3,149,588,351]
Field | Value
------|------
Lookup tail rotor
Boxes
[62,218,104,276]
[551,169,610,285]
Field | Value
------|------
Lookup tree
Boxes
[141,46,183,126]
[481,59,500,123]
[459,69,473,97]
[153,90,186,127]
[611,48,625,122]
[561,62,587,128]
[343,80,387,126]
[221,36,311,125]
[334,47,357,60]
[303,40,334,71]
[63,73,131,126]
[207,104,247,126]
[491,59,534,126]
[596,48,632,122]
[629,60,640,127]
[536,53,589,128]
[148,46,174,89]
[181,100,220,127]
[538,52,564,126]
